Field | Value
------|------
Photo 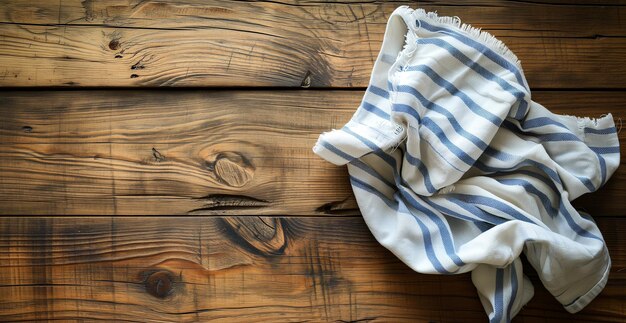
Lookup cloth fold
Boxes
[313,6,619,322]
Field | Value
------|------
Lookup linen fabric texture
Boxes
[313,6,620,322]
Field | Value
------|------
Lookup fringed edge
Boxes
[402,28,418,58]
[407,7,522,70]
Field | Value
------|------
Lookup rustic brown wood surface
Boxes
[0,216,624,322]
[0,0,625,88]
[0,90,624,216]
[1,0,625,322]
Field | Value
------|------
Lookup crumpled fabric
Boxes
[313,7,620,322]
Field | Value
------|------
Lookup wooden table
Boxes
[0,1,624,322]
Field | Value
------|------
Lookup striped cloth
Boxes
[313,7,620,322]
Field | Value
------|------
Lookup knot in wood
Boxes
[221,217,287,256]
[108,39,120,51]
[144,270,173,299]
[208,152,255,187]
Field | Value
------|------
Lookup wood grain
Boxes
[0,0,625,87]
[2,2,624,322]
[0,90,624,216]
[0,216,623,322]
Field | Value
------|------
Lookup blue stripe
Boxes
[496,178,558,217]
[577,176,597,192]
[502,120,610,191]
[323,137,436,196]
[350,179,478,269]
[402,64,502,126]
[521,117,569,130]
[342,126,397,168]
[514,100,528,120]
[585,126,616,135]
[537,132,582,142]
[557,200,601,241]
[349,152,599,282]
[451,194,540,225]
[344,124,439,193]
[514,169,559,193]
[418,19,528,90]
[351,175,451,274]
[397,187,465,267]
[391,102,421,123]
[353,161,465,270]
[416,38,527,108]
[509,168,577,205]
[479,147,563,185]
[424,199,493,232]
[590,146,620,154]
[376,86,478,177]
[361,101,390,119]
[349,175,396,209]
[395,84,490,150]
[511,171,600,240]
[349,159,396,189]
[512,120,596,191]
[395,193,452,274]
[506,264,518,323]
[504,119,615,163]
[422,117,477,166]
[454,189,599,240]
[502,120,582,142]
[344,123,437,195]
[422,136,465,173]
[492,268,504,323]
[352,173,468,274]
[445,198,508,226]
[512,118,617,137]
[368,85,390,99]
[403,151,438,194]
[505,117,616,141]
[319,140,354,162]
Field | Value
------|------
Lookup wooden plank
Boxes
[1,90,624,216]
[0,0,625,88]
[4,1,624,37]
[0,216,623,322]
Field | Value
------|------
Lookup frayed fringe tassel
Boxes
[405,7,522,69]
[402,29,418,58]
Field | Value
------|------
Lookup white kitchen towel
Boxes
[313,7,620,322]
